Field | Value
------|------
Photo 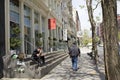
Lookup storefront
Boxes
[8,0,48,54]
[4,0,64,56]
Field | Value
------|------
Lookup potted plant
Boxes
[10,25,21,51]
[35,33,43,47]
[48,37,52,40]
[36,40,42,47]
[53,38,57,41]
[59,39,62,42]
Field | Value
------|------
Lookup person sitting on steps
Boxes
[31,47,45,66]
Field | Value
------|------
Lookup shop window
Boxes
[24,5,32,54]
[10,0,20,51]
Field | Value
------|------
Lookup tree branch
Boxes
[93,1,101,11]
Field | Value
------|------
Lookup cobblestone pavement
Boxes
[41,47,105,80]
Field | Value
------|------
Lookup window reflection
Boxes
[34,12,39,47]
[24,5,32,54]
[10,0,20,52]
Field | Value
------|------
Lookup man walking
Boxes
[69,42,80,71]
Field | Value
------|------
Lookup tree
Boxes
[86,0,99,64]
[82,29,92,46]
[101,0,120,80]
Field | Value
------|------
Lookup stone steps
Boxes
[45,53,66,64]
[5,51,68,79]
[39,54,68,78]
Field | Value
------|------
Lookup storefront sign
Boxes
[48,18,56,30]
[63,29,67,41]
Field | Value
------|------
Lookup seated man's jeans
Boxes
[71,56,78,70]
[33,56,45,64]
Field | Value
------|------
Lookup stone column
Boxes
[39,14,42,33]
[39,14,43,47]
[5,0,10,54]
[20,0,25,53]
[31,9,35,50]
[44,17,49,52]
[4,0,10,77]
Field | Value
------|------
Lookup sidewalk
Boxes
[2,47,105,80]
[41,47,105,80]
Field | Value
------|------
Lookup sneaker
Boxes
[73,69,77,71]
[73,68,79,71]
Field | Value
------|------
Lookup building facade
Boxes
[0,0,81,57]
[3,0,66,56]
[72,8,81,45]
[0,0,81,78]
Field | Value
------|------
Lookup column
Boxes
[5,0,10,54]
[56,26,59,40]
[46,0,48,6]
[51,0,53,10]
[39,14,42,33]
[39,14,43,45]
[20,1,25,53]
[48,0,51,7]
[31,9,35,50]
[44,17,49,52]
[55,1,57,14]
[53,0,55,10]
[60,27,63,40]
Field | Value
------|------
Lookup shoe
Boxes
[73,67,80,71]
[73,69,77,71]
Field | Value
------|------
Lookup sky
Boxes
[72,0,120,31]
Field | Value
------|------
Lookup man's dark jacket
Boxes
[32,49,39,58]
[69,45,80,57]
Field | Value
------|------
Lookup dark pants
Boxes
[71,56,78,70]
[33,56,45,64]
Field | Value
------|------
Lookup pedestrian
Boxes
[31,47,45,65]
[68,42,81,71]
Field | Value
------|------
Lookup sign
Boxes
[48,18,56,30]
[77,31,82,37]
[63,29,67,41]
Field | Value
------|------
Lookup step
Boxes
[26,51,65,66]
[3,51,68,79]
[13,54,68,79]
[45,53,67,64]
[45,52,62,60]
[38,54,68,78]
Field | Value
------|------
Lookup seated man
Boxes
[31,47,45,65]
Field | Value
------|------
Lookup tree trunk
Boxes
[101,0,120,80]
[86,0,98,64]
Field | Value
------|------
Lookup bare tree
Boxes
[101,0,120,80]
[86,0,99,64]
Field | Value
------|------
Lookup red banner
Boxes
[48,18,56,30]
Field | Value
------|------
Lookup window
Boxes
[24,5,32,54]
